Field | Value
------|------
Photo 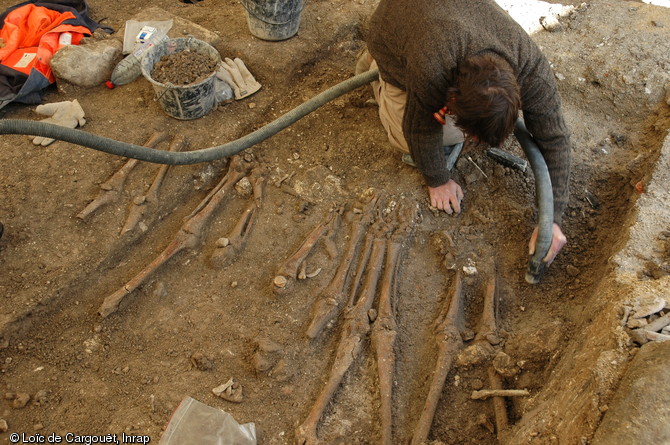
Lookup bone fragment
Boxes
[77,131,168,221]
[273,276,288,288]
[183,154,253,221]
[457,273,501,367]
[298,261,307,280]
[471,389,530,400]
[323,236,339,259]
[98,156,251,317]
[209,205,257,268]
[644,330,670,342]
[274,171,295,187]
[121,134,187,235]
[643,311,670,332]
[346,230,375,308]
[477,413,496,434]
[212,377,244,403]
[632,296,666,319]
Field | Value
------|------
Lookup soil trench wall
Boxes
[507,128,670,444]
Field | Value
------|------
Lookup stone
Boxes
[51,39,122,88]
[492,351,521,377]
[189,352,214,371]
[120,7,220,48]
[12,393,30,409]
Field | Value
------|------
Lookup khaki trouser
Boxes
[369,59,464,154]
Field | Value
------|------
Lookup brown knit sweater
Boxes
[368,0,571,224]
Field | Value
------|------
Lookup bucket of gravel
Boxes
[141,37,221,120]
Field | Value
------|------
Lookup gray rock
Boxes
[51,39,122,88]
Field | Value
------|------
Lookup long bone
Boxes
[210,169,267,268]
[272,208,341,295]
[486,367,509,442]
[477,274,508,441]
[181,154,252,222]
[474,274,499,346]
[120,134,188,235]
[296,223,389,445]
[77,131,168,221]
[371,204,418,445]
[411,271,465,445]
[344,228,376,308]
[306,190,381,339]
[98,155,252,317]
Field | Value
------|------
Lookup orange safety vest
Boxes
[0,4,89,82]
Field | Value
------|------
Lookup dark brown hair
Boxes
[447,54,521,147]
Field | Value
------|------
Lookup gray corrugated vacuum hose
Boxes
[513,118,554,284]
[0,69,380,164]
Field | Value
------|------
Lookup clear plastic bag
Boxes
[159,396,256,445]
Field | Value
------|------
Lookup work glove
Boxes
[31,100,86,146]
[216,57,261,100]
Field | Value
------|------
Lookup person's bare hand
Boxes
[528,223,567,265]
[428,180,464,214]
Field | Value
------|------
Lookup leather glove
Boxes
[216,57,261,100]
[31,100,86,146]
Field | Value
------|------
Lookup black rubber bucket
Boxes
[240,0,306,41]
[141,38,221,120]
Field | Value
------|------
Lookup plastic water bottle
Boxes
[108,26,168,87]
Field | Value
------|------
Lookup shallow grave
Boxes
[1,0,670,443]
